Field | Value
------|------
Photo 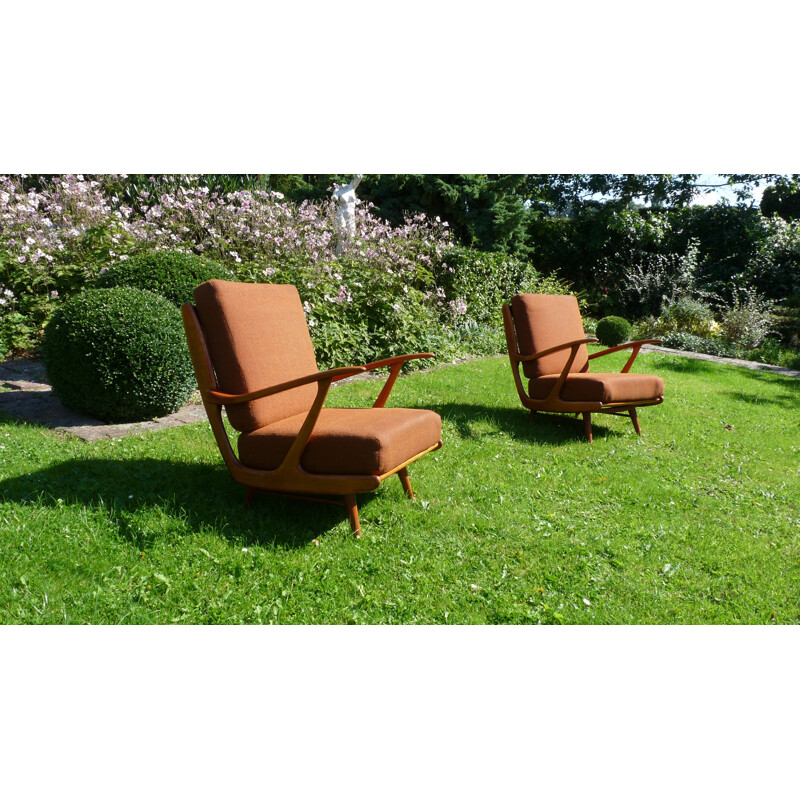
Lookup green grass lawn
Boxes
[1,349,798,624]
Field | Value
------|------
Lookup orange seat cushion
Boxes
[238,407,442,476]
[511,294,589,379]
[528,372,665,404]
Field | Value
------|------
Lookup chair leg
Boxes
[630,407,642,436]
[244,487,256,509]
[529,410,537,419]
[344,493,361,538]
[398,467,415,500]
[582,412,593,443]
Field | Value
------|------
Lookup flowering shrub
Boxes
[1,174,576,365]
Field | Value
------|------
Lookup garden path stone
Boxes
[642,345,800,379]
[0,357,206,441]
[1,348,797,442]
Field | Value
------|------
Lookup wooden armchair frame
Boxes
[502,303,663,442]
[182,303,442,536]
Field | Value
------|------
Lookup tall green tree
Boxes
[760,177,800,221]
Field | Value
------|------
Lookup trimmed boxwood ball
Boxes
[94,250,231,306]
[596,316,631,347]
[42,287,196,423]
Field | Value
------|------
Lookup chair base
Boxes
[530,403,657,442]
[243,466,417,537]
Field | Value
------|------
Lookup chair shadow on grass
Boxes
[653,357,719,375]
[419,402,637,444]
[0,455,387,550]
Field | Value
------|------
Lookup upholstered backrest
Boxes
[193,280,318,432]
[510,294,589,379]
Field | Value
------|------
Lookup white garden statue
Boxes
[331,174,362,254]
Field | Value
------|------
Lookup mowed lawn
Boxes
[1,349,798,624]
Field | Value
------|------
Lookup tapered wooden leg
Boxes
[630,407,642,436]
[244,487,256,509]
[344,493,361,537]
[582,412,593,443]
[529,410,538,419]
[398,467,415,500]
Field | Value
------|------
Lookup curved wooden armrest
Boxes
[358,352,435,373]
[360,352,436,408]
[512,337,598,363]
[206,366,366,405]
[588,339,661,373]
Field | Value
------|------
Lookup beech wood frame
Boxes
[181,303,442,536]
[502,303,663,442]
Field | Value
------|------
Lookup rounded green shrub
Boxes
[94,250,231,306]
[595,316,631,347]
[42,287,196,423]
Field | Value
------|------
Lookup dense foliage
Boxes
[659,332,737,358]
[2,173,799,368]
[0,174,570,367]
[94,250,231,306]
[42,287,196,422]
[760,179,800,221]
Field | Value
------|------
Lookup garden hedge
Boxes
[94,250,231,306]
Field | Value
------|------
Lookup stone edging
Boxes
[640,344,800,379]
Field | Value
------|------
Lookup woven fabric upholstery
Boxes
[237,408,442,476]
[510,294,589,379]
[528,372,665,404]
[194,280,318,432]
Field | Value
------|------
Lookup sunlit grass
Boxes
[1,350,798,624]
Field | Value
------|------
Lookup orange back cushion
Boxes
[194,280,318,432]
[510,294,589,379]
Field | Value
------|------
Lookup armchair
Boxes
[182,280,442,536]
[502,294,664,442]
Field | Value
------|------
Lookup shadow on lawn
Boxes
[654,357,719,374]
[0,456,385,549]
[421,402,640,444]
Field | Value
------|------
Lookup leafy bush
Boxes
[251,256,444,369]
[772,293,800,348]
[665,204,769,297]
[529,206,677,317]
[430,245,574,326]
[595,316,631,347]
[42,287,195,423]
[94,250,231,306]
[649,296,717,337]
[743,218,800,301]
[619,240,704,318]
[719,288,775,350]
[747,337,784,366]
[661,332,737,357]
